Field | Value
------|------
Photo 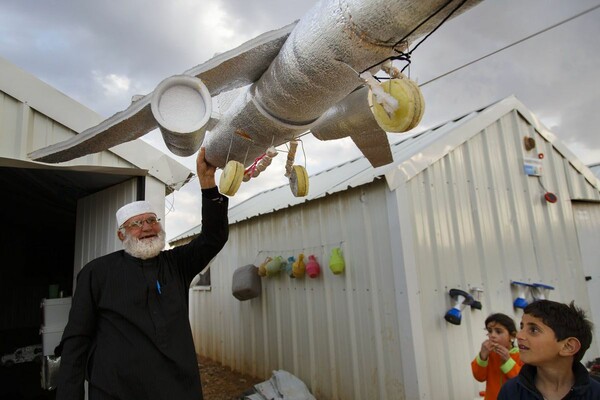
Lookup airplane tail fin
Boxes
[349,129,393,168]
[311,86,394,168]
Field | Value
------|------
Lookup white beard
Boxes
[122,229,166,260]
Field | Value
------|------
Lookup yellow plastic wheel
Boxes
[403,78,425,131]
[289,165,309,197]
[369,77,425,132]
[219,160,244,196]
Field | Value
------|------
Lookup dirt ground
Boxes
[198,355,264,400]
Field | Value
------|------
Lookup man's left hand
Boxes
[197,147,217,189]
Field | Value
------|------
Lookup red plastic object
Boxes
[306,255,321,278]
[544,192,558,203]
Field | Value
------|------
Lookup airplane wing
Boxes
[28,21,297,163]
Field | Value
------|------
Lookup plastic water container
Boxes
[40,325,64,356]
[40,297,71,329]
[232,265,261,301]
[40,297,71,356]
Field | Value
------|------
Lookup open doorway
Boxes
[0,165,134,399]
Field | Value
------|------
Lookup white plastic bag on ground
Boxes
[272,370,316,400]
[253,380,282,399]
[250,370,316,400]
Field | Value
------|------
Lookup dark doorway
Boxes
[0,165,134,399]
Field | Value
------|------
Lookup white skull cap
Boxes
[116,201,156,227]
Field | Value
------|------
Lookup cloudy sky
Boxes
[1,0,599,240]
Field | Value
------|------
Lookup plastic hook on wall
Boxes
[531,282,554,300]
[444,289,474,325]
[469,287,484,310]
[511,281,533,309]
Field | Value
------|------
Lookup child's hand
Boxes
[492,343,510,362]
[479,340,493,360]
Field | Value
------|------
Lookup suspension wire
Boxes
[361,0,466,75]
[217,5,600,172]
[419,3,600,88]
[401,0,468,72]
[364,2,600,82]
[392,0,456,49]
[401,0,468,55]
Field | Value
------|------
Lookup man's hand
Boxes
[197,147,216,189]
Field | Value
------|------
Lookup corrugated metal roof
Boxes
[170,115,475,242]
[0,56,193,191]
[171,95,599,242]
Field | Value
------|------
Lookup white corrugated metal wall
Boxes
[572,202,600,343]
[190,182,405,400]
[398,110,599,399]
[74,180,138,278]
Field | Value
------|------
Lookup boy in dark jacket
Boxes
[498,300,600,399]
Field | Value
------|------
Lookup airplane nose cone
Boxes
[151,75,212,156]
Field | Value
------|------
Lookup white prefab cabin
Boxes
[172,96,600,400]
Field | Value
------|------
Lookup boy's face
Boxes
[516,313,564,366]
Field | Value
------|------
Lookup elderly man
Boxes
[56,148,228,400]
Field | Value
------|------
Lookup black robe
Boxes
[57,188,229,400]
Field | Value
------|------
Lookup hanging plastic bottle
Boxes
[266,256,284,277]
[258,256,271,277]
[292,253,306,278]
[306,255,321,278]
[286,256,296,278]
[329,247,345,275]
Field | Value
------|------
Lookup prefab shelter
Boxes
[171,96,600,400]
[0,56,192,379]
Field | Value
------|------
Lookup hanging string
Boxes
[243,144,251,165]
[164,192,176,216]
[253,240,347,260]
[225,133,234,165]
[299,139,307,169]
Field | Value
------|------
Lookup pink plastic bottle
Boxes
[306,255,321,278]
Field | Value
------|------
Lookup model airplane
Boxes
[29,0,482,197]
